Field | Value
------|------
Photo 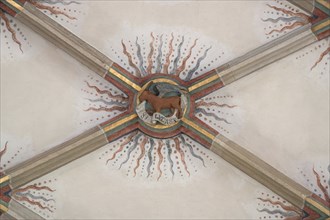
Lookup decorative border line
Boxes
[108,67,141,92]
[0,175,11,213]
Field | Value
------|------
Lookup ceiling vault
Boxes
[0,0,329,219]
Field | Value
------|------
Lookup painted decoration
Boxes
[261,1,311,40]
[77,32,236,180]
[0,0,84,58]
[110,32,222,81]
[0,142,57,217]
[11,180,57,218]
[257,165,330,219]
[99,133,215,180]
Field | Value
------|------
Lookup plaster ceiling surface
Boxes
[0,0,329,219]
[18,141,268,219]
[1,0,311,166]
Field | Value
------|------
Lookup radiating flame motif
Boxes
[80,76,128,125]
[262,1,310,39]
[0,142,23,171]
[0,142,8,160]
[12,181,56,215]
[311,46,330,71]
[29,0,77,20]
[0,0,81,53]
[0,10,23,53]
[114,32,222,81]
[195,96,237,131]
[257,165,330,219]
[101,133,213,181]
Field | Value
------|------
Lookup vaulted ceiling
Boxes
[0,0,329,219]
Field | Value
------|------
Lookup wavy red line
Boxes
[13,195,53,212]
[157,140,164,181]
[257,198,301,213]
[163,33,174,75]
[147,32,155,75]
[0,141,8,160]
[85,81,128,101]
[174,137,190,176]
[266,4,310,20]
[175,39,198,76]
[14,185,55,193]
[195,100,237,108]
[266,21,307,35]
[107,131,138,163]
[84,106,126,112]
[121,40,141,77]
[30,0,76,20]
[133,136,148,177]
[311,47,330,70]
[0,11,23,53]
[312,166,330,204]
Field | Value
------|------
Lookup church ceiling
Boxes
[0,0,329,219]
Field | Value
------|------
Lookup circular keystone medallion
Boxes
[136,78,189,130]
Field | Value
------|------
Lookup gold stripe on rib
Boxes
[108,68,141,91]
[317,0,330,9]
[312,19,330,33]
[0,175,10,184]
[181,118,215,140]
[103,114,137,133]
[305,197,330,216]
[5,0,23,11]
[0,204,9,213]
[188,74,220,92]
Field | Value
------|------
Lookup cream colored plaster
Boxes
[216,41,329,181]
[78,1,269,60]
[0,34,103,166]
[34,146,264,219]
